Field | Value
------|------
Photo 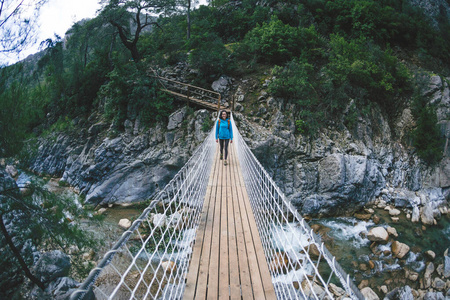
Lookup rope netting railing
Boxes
[231,114,364,300]
[70,127,216,300]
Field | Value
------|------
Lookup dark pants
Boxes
[219,139,230,160]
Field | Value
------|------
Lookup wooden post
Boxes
[231,95,234,112]
[187,85,190,108]
[217,94,221,113]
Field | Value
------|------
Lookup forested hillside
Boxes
[1,0,449,161]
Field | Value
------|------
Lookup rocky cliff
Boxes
[29,107,211,205]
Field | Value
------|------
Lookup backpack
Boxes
[218,118,230,129]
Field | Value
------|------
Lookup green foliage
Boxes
[100,61,173,128]
[343,102,359,130]
[269,58,323,134]
[201,117,214,133]
[325,35,411,111]
[303,0,450,68]
[238,17,323,64]
[295,119,307,134]
[411,90,443,165]
[188,32,232,80]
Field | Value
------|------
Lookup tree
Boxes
[0,0,48,62]
[181,0,199,40]
[100,0,178,62]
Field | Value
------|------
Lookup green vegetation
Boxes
[410,85,444,165]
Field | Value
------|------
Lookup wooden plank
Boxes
[232,149,266,300]
[184,147,220,300]
[235,154,276,300]
[230,157,254,299]
[218,149,229,298]
[207,149,223,300]
[228,146,245,299]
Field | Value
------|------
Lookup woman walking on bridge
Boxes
[216,110,233,166]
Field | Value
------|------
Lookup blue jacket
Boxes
[215,118,233,140]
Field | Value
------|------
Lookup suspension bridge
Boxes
[70,81,364,300]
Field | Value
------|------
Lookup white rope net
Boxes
[231,113,364,300]
[70,127,216,300]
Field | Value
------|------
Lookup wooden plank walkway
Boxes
[184,143,276,300]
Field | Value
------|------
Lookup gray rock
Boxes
[432,277,446,290]
[391,240,410,258]
[33,250,71,284]
[394,196,412,208]
[411,206,420,223]
[384,285,414,300]
[318,154,345,192]
[423,291,445,300]
[167,107,187,130]
[211,75,231,93]
[421,203,435,225]
[439,157,450,188]
[5,165,18,178]
[361,287,380,300]
[444,254,450,278]
[235,103,244,112]
[88,122,107,136]
[48,277,91,300]
[367,227,389,244]
[424,250,436,260]
[423,262,435,289]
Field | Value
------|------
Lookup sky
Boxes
[2,0,102,65]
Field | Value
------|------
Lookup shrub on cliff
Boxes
[411,92,444,165]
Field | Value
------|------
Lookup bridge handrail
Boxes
[231,113,364,300]
[151,76,222,110]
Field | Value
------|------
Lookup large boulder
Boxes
[444,251,450,278]
[33,250,71,284]
[411,206,420,223]
[360,287,379,300]
[421,203,435,225]
[423,291,445,300]
[367,227,389,244]
[391,241,410,259]
[211,75,232,94]
[5,165,18,178]
[423,262,435,289]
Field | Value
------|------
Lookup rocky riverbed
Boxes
[310,198,450,299]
